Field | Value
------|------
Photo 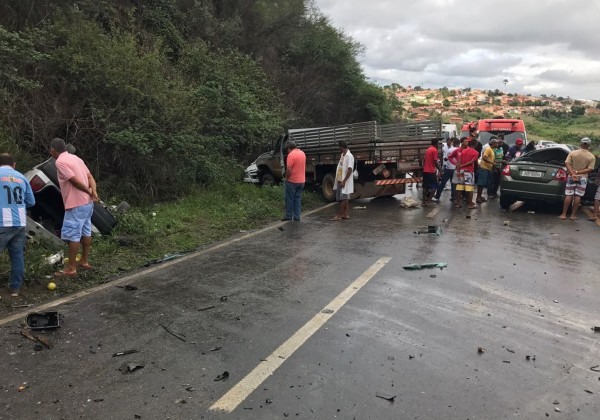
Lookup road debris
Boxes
[12,304,34,309]
[45,251,64,265]
[376,391,396,401]
[175,399,187,404]
[26,311,63,330]
[277,226,284,231]
[553,400,560,405]
[115,284,138,291]
[527,211,535,214]
[526,355,531,361]
[477,347,485,354]
[503,361,511,364]
[119,362,145,374]
[33,344,43,351]
[506,348,515,354]
[198,305,216,312]
[555,407,561,412]
[144,252,185,267]
[20,330,52,349]
[112,349,139,357]
[160,324,187,342]
[321,309,334,314]
[403,262,447,271]
[591,326,600,333]
[399,196,419,208]
[553,300,558,303]
[591,365,600,372]
[214,371,230,381]
[210,346,222,352]
[414,225,442,236]
[353,206,367,210]
[503,220,510,226]
[584,389,594,394]
[220,295,229,302]
[509,201,525,212]
[18,384,29,392]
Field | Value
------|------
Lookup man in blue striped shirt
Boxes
[0,153,35,297]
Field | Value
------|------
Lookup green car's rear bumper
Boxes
[500,177,565,203]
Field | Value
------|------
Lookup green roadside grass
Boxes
[0,183,326,316]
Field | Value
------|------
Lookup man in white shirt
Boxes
[434,137,459,201]
[331,140,354,221]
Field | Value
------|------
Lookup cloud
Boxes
[314,0,600,99]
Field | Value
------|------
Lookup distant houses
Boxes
[386,85,595,121]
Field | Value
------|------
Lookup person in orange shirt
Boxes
[282,141,306,222]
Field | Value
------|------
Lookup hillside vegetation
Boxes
[0,0,401,201]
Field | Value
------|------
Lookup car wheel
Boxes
[500,194,516,210]
[321,173,336,202]
[260,172,276,186]
[92,202,117,235]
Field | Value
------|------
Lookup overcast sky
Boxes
[312,0,600,100]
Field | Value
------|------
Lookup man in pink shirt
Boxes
[282,141,306,221]
[50,138,99,277]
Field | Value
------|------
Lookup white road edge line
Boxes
[0,202,337,327]
[209,256,392,413]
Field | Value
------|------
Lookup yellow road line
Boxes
[209,256,392,413]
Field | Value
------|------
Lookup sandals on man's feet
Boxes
[55,270,77,278]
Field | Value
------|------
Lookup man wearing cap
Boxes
[559,137,596,220]
[476,138,497,203]
[505,138,525,162]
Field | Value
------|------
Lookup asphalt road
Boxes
[1,189,599,420]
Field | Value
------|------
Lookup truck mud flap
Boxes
[358,182,406,199]
[375,178,422,185]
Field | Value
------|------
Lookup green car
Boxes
[500,147,599,209]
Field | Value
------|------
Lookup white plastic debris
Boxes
[45,250,64,265]
[399,196,420,208]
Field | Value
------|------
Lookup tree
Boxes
[442,99,451,107]
[413,85,423,91]
[503,79,509,91]
[571,105,585,116]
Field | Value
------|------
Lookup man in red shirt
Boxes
[453,137,479,209]
[422,138,441,207]
[282,141,306,221]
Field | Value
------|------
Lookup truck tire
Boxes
[260,172,276,186]
[321,173,336,202]
[499,194,516,210]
